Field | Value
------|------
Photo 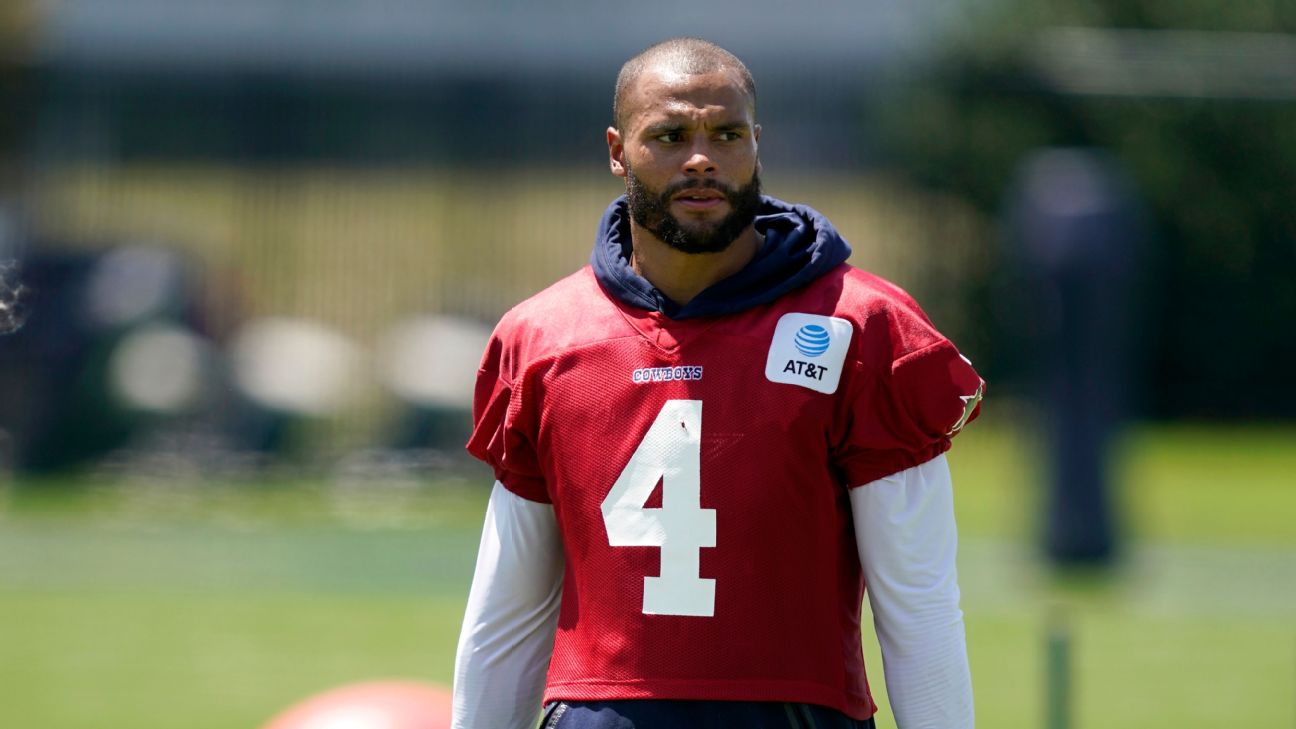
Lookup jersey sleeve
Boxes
[832,293,985,488]
[466,332,550,503]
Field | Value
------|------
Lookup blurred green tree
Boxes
[874,0,1296,418]
[0,0,41,197]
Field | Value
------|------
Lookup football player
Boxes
[453,37,982,729]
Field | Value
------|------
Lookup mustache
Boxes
[661,178,736,199]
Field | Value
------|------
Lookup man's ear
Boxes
[607,126,627,178]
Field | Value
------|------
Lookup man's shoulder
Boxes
[834,265,929,320]
[498,266,605,332]
[788,263,933,326]
[788,264,951,367]
[485,266,629,376]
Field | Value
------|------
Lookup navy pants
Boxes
[541,700,877,729]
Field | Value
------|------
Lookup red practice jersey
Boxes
[467,262,983,720]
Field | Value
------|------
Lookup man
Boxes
[453,37,982,729]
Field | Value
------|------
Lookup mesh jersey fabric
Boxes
[466,261,982,720]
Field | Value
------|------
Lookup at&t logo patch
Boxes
[793,324,831,357]
[765,313,853,394]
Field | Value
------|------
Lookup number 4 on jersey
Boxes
[601,399,717,617]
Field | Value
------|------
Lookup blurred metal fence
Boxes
[0,30,990,468]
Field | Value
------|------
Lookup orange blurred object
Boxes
[262,681,453,729]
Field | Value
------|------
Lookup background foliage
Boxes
[873,0,1296,416]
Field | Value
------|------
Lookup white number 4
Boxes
[601,399,717,617]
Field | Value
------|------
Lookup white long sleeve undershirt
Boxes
[851,455,975,728]
[452,481,564,729]
[452,455,973,728]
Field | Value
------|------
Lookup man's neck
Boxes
[629,224,763,308]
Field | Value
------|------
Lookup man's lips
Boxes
[673,189,726,210]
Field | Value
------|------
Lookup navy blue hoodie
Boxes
[590,194,852,320]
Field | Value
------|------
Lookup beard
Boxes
[624,166,763,255]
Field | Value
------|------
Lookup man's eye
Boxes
[655,132,683,143]
[717,131,741,141]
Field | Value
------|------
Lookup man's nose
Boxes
[682,140,717,175]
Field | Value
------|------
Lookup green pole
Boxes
[1046,609,1071,729]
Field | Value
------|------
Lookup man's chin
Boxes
[674,220,723,238]
[661,227,740,255]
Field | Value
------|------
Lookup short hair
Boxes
[613,37,757,130]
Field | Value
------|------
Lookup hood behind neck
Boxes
[591,195,851,320]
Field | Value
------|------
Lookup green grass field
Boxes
[1,421,1293,728]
